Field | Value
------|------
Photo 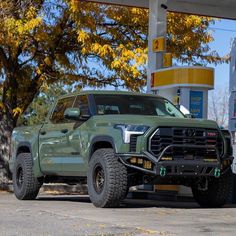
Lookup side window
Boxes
[73,95,90,116]
[50,97,75,123]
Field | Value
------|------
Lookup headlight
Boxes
[114,124,149,143]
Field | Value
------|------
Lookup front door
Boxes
[61,95,91,175]
[39,96,76,174]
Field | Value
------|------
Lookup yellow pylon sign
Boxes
[151,67,214,89]
[152,37,165,52]
[163,53,172,67]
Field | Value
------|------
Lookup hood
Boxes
[92,115,219,130]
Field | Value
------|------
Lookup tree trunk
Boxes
[0,72,41,190]
[0,112,15,190]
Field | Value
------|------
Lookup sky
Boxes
[207,19,236,91]
[207,19,236,126]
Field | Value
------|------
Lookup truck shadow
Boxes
[37,195,236,209]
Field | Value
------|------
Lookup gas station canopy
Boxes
[88,0,236,20]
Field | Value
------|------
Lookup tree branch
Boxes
[0,46,8,70]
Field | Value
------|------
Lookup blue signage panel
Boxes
[189,91,203,118]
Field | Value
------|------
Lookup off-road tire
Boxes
[192,168,233,208]
[88,148,128,208]
[13,153,41,200]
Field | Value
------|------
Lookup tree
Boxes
[208,87,229,128]
[17,82,74,126]
[0,0,227,185]
[167,13,229,65]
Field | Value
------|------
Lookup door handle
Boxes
[40,130,46,135]
[61,128,68,134]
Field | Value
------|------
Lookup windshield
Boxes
[94,94,185,118]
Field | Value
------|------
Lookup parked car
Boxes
[10,91,234,207]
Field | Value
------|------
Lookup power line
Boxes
[209,27,236,33]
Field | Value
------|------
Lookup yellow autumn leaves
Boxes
[167,13,224,64]
[70,0,148,90]
[0,6,42,57]
[0,0,225,120]
[78,35,147,69]
[68,0,223,90]
[12,107,22,117]
[79,35,147,87]
[0,102,22,117]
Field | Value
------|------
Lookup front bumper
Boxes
[118,144,232,177]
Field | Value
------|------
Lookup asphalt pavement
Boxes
[0,191,236,236]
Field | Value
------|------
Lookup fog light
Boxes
[203,158,216,162]
[161,156,173,161]
[143,160,152,169]
[130,157,137,164]
[222,160,230,167]
[137,158,143,164]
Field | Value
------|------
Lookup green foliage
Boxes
[17,82,74,126]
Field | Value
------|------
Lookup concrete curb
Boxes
[40,184,88,195]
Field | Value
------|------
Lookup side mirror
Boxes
[64,108,81,121]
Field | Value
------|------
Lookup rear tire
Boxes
[13,153,42,200]
[88,148,127,208]
[192,169,233,208]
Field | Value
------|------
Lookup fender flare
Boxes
[89,135,116,160]
[16,142,43,177]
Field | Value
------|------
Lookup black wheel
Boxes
[192,169,233,208]
[93,163,105,194]
[88,148,127,208]
[13,153,42,200]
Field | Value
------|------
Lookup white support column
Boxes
[147,0,167,93]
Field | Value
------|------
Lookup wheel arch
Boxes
[16,142,32,156]
[15,142,43,178]
[89,136,116,161]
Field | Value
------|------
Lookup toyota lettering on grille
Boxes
[207,131,218,137]
[185,129,196,137]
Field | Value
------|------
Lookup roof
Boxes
[88,0,236,20]
[59,90,161,99]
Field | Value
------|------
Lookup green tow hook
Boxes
[160,167,167,177]
[214,168,221,178]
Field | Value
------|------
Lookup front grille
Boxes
[149,127,223,159]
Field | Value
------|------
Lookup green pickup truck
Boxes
[10,91,233,208]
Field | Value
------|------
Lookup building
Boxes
[229,38,236,143]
